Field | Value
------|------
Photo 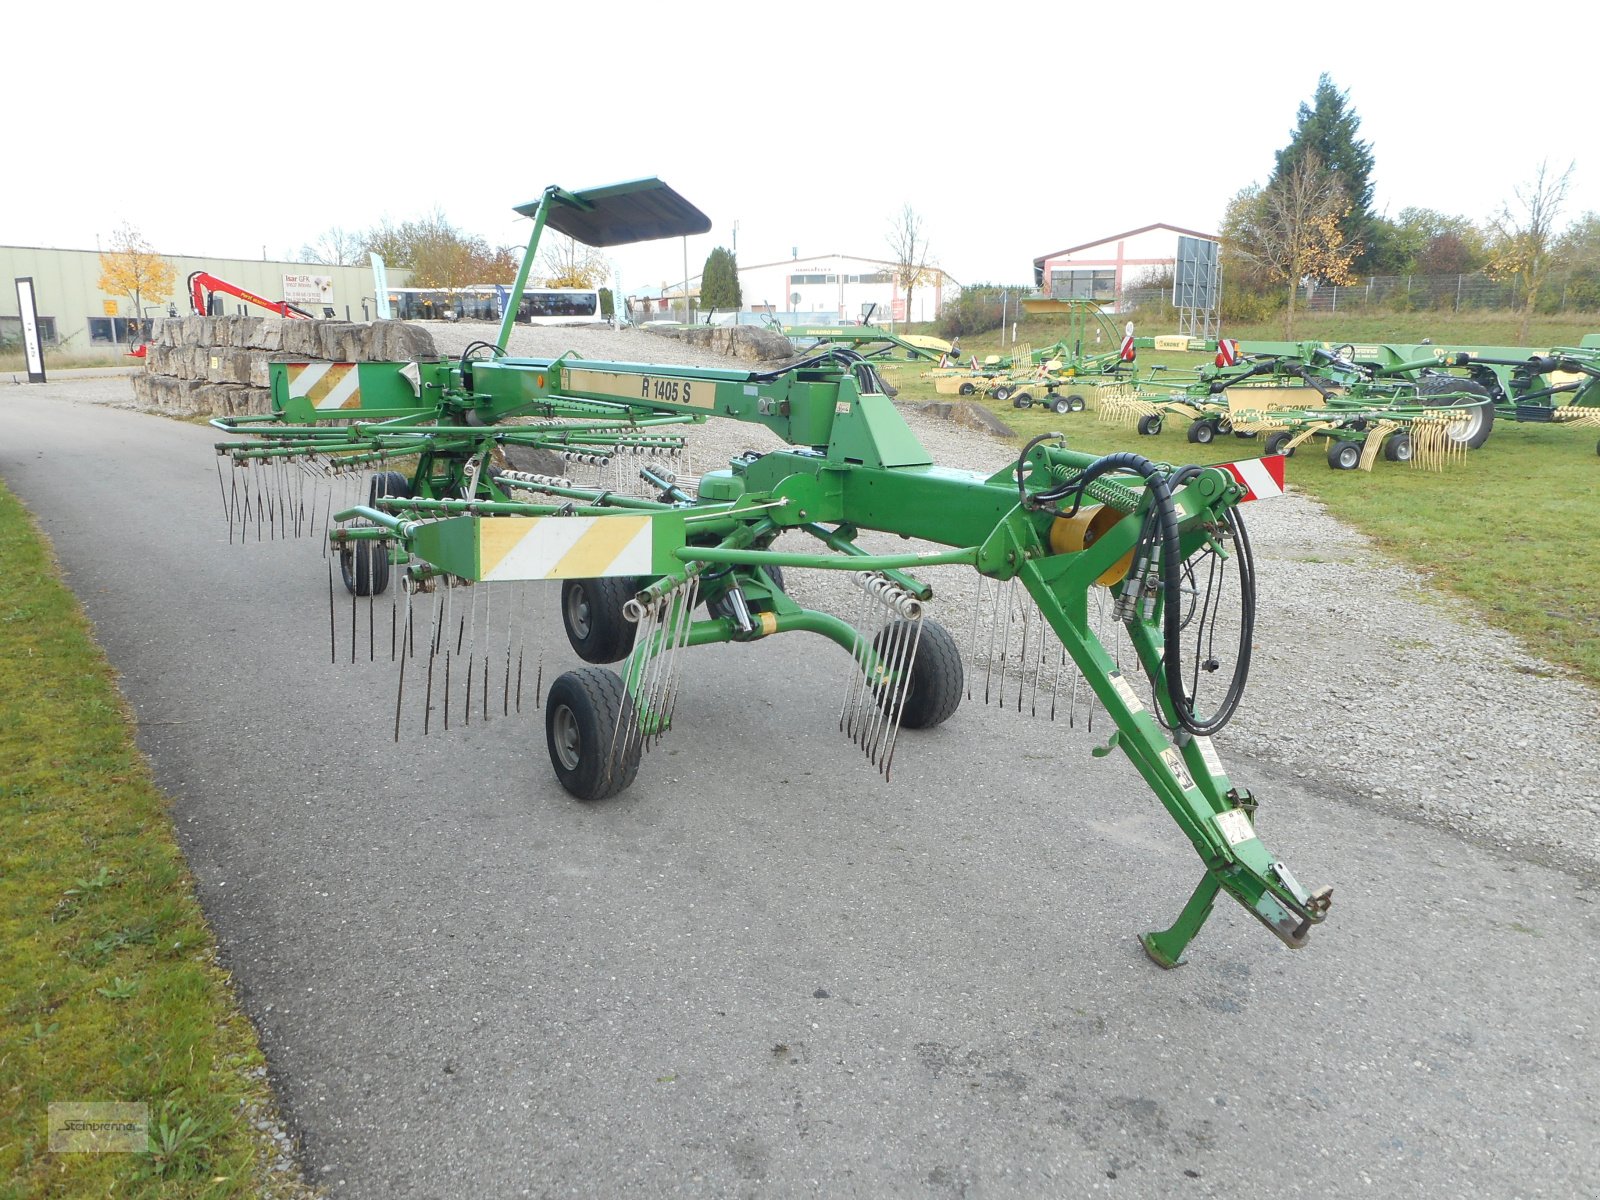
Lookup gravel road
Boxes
[416,319,1600,879]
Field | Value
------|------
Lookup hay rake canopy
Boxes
[209,179,1331,968]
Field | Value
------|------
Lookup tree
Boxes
[359,219,418,269]
[699,246,742,311]
[1222,152,1359,338]
[349,211,518,291]
[473,244,522,280]
[1270,75,1376,268]
[539,234,610,288]
[299,226,366,266]
[1553,212,1600,312]
[1487,160,1575,342]
[97,223,176,325]
[887,204,934,324]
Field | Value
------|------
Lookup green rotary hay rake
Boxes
[209,179,1330,967]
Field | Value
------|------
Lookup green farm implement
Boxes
[210,179,1331,967]
[1104,343,1501,470]
[779,321,952,363]
[1238,337,1600,456]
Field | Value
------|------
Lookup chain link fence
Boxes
[1125,273,1580,317]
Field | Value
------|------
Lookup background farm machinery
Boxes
[926,303,1139,414]
[1240,337,1600,456]
[1104,342,1510,470]
[209,178,1330,966]
[776,318,953,364]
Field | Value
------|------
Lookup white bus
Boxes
[387,286,605,325]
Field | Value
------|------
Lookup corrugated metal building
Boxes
[1,246,408,354]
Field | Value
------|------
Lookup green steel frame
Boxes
[210,179,1332,966]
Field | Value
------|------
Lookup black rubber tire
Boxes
[1327,440,1362,470]
[339,542,388,596]
[1417,374,1494,450]
[1383,432,1413,462]
[1187,419,1218,445]
[1264,430,1296,457]
[339,471,408,596]
[1137,413,1163,436]
[561,577,639,664]
[1067,394,1087,412]
[1012,392,1033,409]
[958,382,975,396]
[545,668,641,801]
[707,565,785,622]
[871,618,962,730]
[1050,395,1071,415]
[992,385,1013,403]
[371,471,410,504]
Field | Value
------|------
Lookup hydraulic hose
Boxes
[1023,448,1253,735]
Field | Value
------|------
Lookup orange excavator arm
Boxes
[188,271,314,318]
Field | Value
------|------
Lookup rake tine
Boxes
[965,574,987,701]
[423,588,440,736]
[997,579,1018,709]
[394,639,407,743]
[514,584,526,714]
[881,611,925,781]
[216,458,231,543]
[328,555,337,665]
[1015,597,1031,714]
[841,572,875,738]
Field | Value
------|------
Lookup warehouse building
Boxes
[1,245,405,356]
[735,253,959,324]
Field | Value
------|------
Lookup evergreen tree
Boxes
[1270,75,1376,268]
[700,247,742,311]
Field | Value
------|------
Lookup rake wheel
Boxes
[872,618,962,730]
[545,667,642,801]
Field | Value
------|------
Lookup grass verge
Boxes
[881,317,1600,689]
[0,479,315,1198]
[0,350,132,373]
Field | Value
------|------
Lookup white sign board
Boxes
[283,273,334,307]
[369,254,392,320]
[14,277,46,382]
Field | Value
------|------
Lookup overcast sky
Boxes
[8,0,1595,296]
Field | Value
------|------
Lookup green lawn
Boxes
[0,480,314,1199]
[885,309,1600,688]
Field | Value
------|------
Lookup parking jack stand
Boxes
[1140,871,1223,968]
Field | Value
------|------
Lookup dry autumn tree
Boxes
[887,204,934,324]
[1487,159,1575,343]
[539,234,610,289]
[1222,152,1358,339]
[96,223,176,326]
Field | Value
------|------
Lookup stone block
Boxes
[653,324,794,363]
[367,320,437,362]
[315,321,365,362]
[280,321,322,357]
[247,320,286,352]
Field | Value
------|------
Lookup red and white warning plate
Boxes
[1220,454,1287,502]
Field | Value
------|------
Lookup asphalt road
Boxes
[4,383,1597,1199]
